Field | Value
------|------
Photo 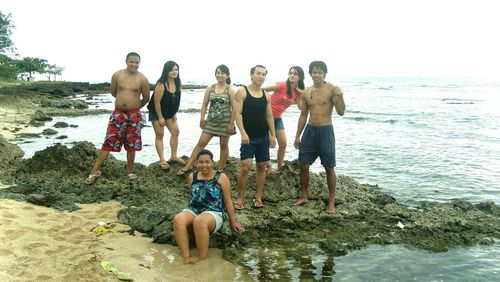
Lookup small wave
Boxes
[377,86,393,90]
[352,117,369,121]
[446,101,475,105]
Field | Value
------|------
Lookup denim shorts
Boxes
[274,117,285,131]
[182,208,223,234]
[148,110,159,122]
[240,134,270,162]
[298,124,336,168]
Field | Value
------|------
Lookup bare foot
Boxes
[183,256,192,264]
[294,197,309,206]
[326,204,335,213]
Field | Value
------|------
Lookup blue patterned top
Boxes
[188,171,225,214]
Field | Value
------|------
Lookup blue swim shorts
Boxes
[240,134,270,163]
[298,124,336,168]
[148,110,159,122]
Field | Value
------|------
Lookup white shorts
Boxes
[182,209,223,234]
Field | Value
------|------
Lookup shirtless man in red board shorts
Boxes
[85,52,150,184]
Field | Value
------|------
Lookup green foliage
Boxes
[16,57,48,79]
[0,11,64,81]
[45,64,65,82]
[0,54,18,80]
[0,10,16,55]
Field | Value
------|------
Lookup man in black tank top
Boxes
[232,65,276,209]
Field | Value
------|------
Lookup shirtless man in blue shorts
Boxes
[293,61,346,213]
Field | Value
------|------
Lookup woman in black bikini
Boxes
[147,61,186,170]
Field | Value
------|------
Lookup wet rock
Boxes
[0,140,498,271]
[40,97,89,110]
[42,128,58,135]
[56,135,68,139]
[53,122,69,128]
[0,134,24,170]
[32,110,53,121]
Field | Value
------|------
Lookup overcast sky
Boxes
[2,0,499,83]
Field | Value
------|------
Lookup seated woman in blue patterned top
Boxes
[172,149,244,264]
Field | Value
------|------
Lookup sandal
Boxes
[127,173,138,181]
[177,167,192,176]
[266,167,279,176]
[253,198,265,208]
[85,171,101,185]
[160,163,170,171]
[233,202,245,210]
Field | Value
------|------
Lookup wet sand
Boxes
[0,197,249,281]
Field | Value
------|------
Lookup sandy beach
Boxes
[0,196,245,281]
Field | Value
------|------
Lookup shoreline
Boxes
[1,80,499,280]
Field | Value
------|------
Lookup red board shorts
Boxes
[101,108,143,152]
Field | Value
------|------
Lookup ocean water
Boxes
[13,77,500,280]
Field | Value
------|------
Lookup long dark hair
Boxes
[157,60,181,91]
[286,66,305,98]
[215,64,231,85]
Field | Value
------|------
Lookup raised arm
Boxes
[232,87,248,144]
[262,83,279,93]
[199,86,211,129]
[220,173,243,235]
[294,90,309,149]
[295,87,304,110]
[332,85,345,116]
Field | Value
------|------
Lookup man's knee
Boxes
[240,160,251,173]
[255,162,266,172]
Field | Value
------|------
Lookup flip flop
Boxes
[100,261,133,281]
[85,171,101,185]
[127,173,138,181]
[266,167,279,176]
[233,202,245,210]
[168,158,187,166]
[253,198,265,208]
[177,168,192,176]
[160,163,170,171]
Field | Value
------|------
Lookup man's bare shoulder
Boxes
[113,69,127,76]
[136,71,149,83]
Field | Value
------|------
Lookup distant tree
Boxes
[0,54,18,79]
[0,10,16,55]
[16,57,48,80]
[45,64,64,81]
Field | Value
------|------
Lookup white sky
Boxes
[1,0,499,83]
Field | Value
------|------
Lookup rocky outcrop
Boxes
[0,139,498,271]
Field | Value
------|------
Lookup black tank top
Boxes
[242,86,268,138]
[147,82,181,119]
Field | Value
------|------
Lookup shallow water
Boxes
[14,77,500,280]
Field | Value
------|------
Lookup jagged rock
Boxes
[0,140,498,270]
[42,128,58,135]
[0,134,24,170]
[32,110,52,121]
[53,122,69,128]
